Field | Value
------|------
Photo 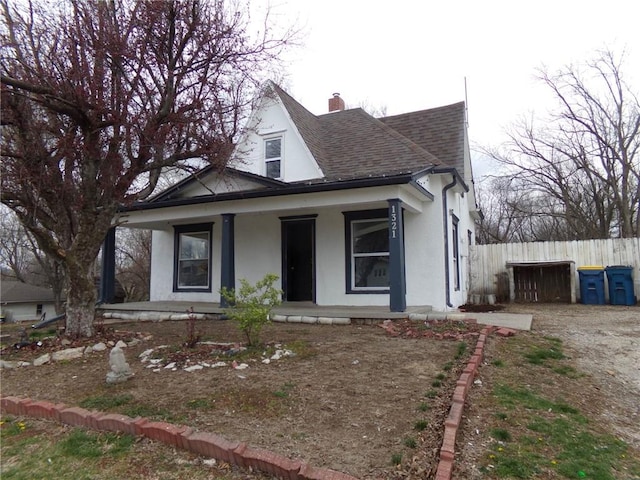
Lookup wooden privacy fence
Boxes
[469,238,640,303]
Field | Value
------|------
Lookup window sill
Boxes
[346,289,390,295]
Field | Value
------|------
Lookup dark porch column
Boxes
[388,199,406,312]
[220,214,236,307]
[99,227,116,304]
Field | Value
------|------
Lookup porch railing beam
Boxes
[388,199,406,312]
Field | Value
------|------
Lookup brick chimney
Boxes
[328,92,345,112]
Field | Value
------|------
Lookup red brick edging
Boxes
[435,325,516,480]
[0,395,357,480]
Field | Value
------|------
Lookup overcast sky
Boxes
[264,0,638,177]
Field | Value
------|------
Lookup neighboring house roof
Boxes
[1,281,56,304]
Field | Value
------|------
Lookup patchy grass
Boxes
[0,417,267,480]
[472,335,640,479]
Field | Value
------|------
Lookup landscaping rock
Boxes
[33,353,51,366]
[92,342,107,352]
[52,347,85,361]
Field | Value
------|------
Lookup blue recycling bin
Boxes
[578,266,605,305]
[605,265,636,305]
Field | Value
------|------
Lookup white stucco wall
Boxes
[230,96,323,182]
[235,214,282,288]
[150,225,222,303]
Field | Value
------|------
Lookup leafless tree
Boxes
[1,0,296,336]
[116,228,151,302]
[0,206,66,312]
[479,49,639,241]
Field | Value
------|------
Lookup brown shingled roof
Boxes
[379,102,466,174]
[271,83,466,181]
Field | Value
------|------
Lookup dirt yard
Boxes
[2,304,639,479]
[0,317,483,479]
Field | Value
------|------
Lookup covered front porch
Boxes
[97,301,533,330]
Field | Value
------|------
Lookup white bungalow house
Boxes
[0,281,60,322]
[117,82,480,312]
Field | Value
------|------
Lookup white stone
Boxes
[92,342,107,352]
[33,353,51,366]
[52,347,84,361]
[286,316,302,323]
[262,358,271,364]
[149,358,162,365]
[271,315,287,323]
[127,339,140,347]
[164,362,177,369]
[184,365,204,372]
[234,362,249,370]
[331,318,351,325]
[115,340,128,349]
[211,362,227,368]
[17,361,31,367]
[318,317,334,325]
[139,348,154,359]
[84,346,93,354]
[301,316,318,324]
[0,360,17,369]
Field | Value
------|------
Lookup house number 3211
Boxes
[390,205,398,238]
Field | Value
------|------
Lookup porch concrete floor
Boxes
[98,301,432,319]
[98,301,533,330]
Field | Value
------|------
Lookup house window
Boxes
[36,304,43,315]
[174,223,213,292]
[265,137,282,179]
[452,215,460,291]
[344,209,389,293]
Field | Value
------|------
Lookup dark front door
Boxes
[282,219,315,302]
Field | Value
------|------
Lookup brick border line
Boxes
[434,325,517,480]
[0,396,358,480]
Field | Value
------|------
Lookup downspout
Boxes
[441,174,458,308]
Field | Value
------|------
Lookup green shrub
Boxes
[220,273,282,346]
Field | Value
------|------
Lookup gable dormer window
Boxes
[265,137,282,179]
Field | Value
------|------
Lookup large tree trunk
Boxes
[64,264,97,338]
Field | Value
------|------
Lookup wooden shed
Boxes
[506,261,576,303]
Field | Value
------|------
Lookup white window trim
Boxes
[350,218,390,292]
[264,135,283,179]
